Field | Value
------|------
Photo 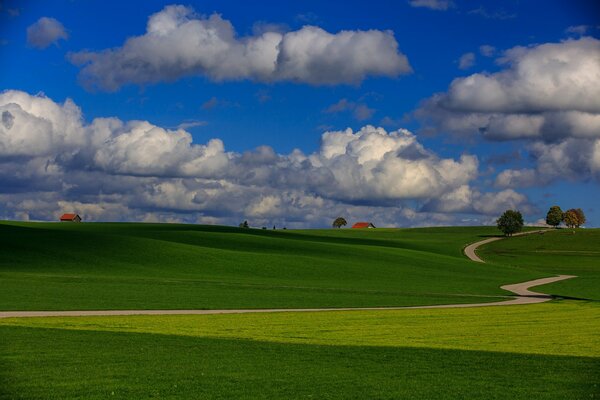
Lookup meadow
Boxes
[0,222,544,311]
[0,222,598,399]
[480,228,600,300]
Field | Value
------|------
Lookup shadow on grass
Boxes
[1,325,598,400]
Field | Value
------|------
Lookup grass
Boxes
[1,222,599,399]
[479,228,600,300]
[0,222,543,310]
[1,302,598,399]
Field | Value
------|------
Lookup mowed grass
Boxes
[0,222,543,311]
[1,223,599,399]
[480,229,600,300]
[1,302,598,399]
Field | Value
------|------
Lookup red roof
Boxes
[352,222,375,228]
[60,213,78,221]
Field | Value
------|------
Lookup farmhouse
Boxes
[352,222,376,228]
[59,213,82,222]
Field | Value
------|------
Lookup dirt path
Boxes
[463,229,548,263]
[0,229,576,319]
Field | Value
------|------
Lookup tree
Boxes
[563,209,579,228]
[574,208,586,227]
[496,210,524,236]
[238,220,249,229]
[332,217,347,228]
[545,205,563,228]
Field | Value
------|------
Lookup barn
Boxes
[59,213,82,222]
[352,222,376,228]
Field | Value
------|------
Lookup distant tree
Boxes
[545,205,563,228]
[563,209,579,229]
[332,217,347,228]
[239,220,249,229]
[574,208,586,227]
[273,225,276,230]
[496,210,524,236]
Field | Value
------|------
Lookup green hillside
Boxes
[480,228,600,300]
[1,222,599,399]
[0,222,544,311]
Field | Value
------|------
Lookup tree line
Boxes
[496,205,586,236]
[545,206,586,228]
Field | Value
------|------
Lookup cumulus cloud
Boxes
[495,138,600,187]
[422,185,534,215]
[458,52,475,70]
[26,17,68,49]
[68,5,411,91]
[417,37,600,187]
[408,0,453,11]
[0,89,520,226]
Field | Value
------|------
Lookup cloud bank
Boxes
[69,5,412,91]
[417,37,600,187]
[0,90,527,226]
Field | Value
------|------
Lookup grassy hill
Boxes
[480,228,600,300]
[1,222,598,399]
[0,221,547,311]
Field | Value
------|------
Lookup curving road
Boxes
[0,229,576,318]
[463,229,548,263]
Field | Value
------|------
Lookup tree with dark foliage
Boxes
[496,210,524,236]
[332,217,348,228]
[545,205,563,228]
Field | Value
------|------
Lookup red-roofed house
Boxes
[352,222,375,229]
[60,213,82,222]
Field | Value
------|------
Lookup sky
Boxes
[0,0,599,228]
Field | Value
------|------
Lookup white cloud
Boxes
[69,5,411,91]
[422,185,533,215]
[458,52,475,70]
[408,0,453,11]
[436,38,600,116]
[0,90,512,226]
[494,135,600,188]
[417,38,600,187]
[0,90,85,156]
[26,17,68,49]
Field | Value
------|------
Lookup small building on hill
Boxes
[352,222,376,229]
[60,213,82,222]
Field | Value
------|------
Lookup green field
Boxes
[1,222,599,399]
[1,303,598,399]
[0,222,562,311]
[480,228,600,300]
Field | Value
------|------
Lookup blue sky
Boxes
[0,0,599,227]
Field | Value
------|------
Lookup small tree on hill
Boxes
[545,205,563,228]
[496,209,524,236]
[574,208,586,227]
[563,209,579,228]
[239,220,249,229]
[332,217,347,228]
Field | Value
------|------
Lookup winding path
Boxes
[0,230,576,319]
[463,229,548,262]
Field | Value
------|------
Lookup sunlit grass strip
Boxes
[3,301,598,358]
